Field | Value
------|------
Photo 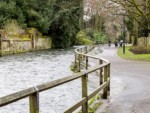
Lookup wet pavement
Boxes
[94,45,150,113]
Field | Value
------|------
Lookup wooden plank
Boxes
[86,56,88,70]
[37,72,85,92]
[100,60,103,85]
[75,47,109,63]
[64,97,86,113]
[29,89,39,113]
[36,64,108,92]
[108,64,110,92]
[88,82,108,100]
[0,87,36,107]
[82,74,88,113]
[75,53,77,66]
[78,54,81,72]
[84,63,108,74]
[102,66,108,99]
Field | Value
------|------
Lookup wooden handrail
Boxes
[0,45,110,113]
[73,45,110,113]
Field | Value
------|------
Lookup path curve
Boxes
[95,45,150,113]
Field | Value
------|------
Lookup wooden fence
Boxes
[0,45,110,113]
[138,37,150,46]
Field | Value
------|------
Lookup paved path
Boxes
[94,45,150,113]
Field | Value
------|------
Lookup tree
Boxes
[48,0,83,48]
[25,0,55,33]
[83,0,124,42]
[0,0,55,33]
[111,0,150,45]
[0,0,26,28]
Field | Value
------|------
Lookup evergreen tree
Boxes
[48,0,83,48]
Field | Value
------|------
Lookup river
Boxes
[0,48,95,113]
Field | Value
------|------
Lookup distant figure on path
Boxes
[108,41,111,47]
[114,40,118,47]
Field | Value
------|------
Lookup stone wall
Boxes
[0,29,52,56]
[34,37,52,50]
[138,37,150,46]
[1,39,32,55]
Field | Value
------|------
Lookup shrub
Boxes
[85,28,94,39]
[3,19,24,35]
[130,46,150,54]
[76,31,93,45]
[93,32,106,44]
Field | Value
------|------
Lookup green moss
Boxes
[88,96,96,106]
[20,34,31,40]
[89,102,103,113]
[78,94,103,113]
[26,28,37,34]
[70,62,78,73]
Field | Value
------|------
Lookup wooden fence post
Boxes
[0,34,2,56]
[102,66,108,99]
[85,46,87,53]
[29,87,39,113]
[99,60,103,85]
[82,74,88,113]
[75,53,77,67]
[31,35,35,49]
[78,54,81,72]
[108,64,110,93]
[86,56,88,70]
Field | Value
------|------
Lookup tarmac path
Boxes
[94,45,150,113]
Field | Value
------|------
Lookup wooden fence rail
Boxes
[0,45,110,113]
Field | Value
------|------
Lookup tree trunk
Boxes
[129,32,132,44]
[133,19,138,46]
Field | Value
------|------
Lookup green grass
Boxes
[117,46,150,62]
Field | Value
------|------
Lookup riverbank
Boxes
[0,28,52,56]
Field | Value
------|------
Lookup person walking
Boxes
[114,40,118,47]
[108,41,111,47]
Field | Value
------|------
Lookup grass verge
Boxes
[117,46,150,62]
